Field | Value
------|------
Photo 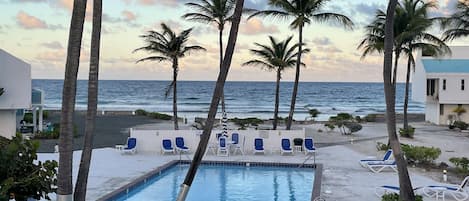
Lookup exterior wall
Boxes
[425,102,439,124]
[130,129,306,154]
[0,49,31,109]
[0,110,17,138]
[438,104,469,125]
[429,73,469,104]
[412,54,426,103]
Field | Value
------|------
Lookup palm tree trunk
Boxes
[286,25,303,130]
[392,51,399,86]
[57,1,87,200]
[384,1,415,200]
[219,27,227,118]
[273,69,281,130]
[403,56,412,130]
[74,0,101,200]
[173,58,179,130]
[176,0,244,200]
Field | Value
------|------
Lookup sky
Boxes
[0,0,468,82]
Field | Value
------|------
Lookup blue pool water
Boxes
[117,164,315,201]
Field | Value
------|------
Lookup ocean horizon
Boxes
[32,79,424,121]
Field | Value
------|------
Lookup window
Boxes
[462,79,465,91]
[443,79,446,90]
[440,104,444,116]
[427,79,436,96]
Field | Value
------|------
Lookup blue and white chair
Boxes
[217,137,229,156]
[121,137,137,154]
[422,176,469,201]
[161,139,175,154]
[281,138,293,155]
[375,185,422,197]
[364,160,397,173]
[231,133,244,155]
[359,149,393,167]
[304,138,316,155]
[175,137,190,154]
[253,138,264,154]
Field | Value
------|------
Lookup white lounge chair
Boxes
[304,138,316,155]
[281,138,293,155]
[375,185,422,197]
[161,139,175,154]
[423,176,469,201]
[121,137,137,154]
[253,138,264,154]
[231,133,244,155]
[217,137,229,156]
[175,137,190,154]
[364,160,397,173]
[359,149,393,167]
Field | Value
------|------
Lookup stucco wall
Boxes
[425,102,439,124]
[438,104,469,125]
[0,110,17,138]
[430,74,469,104]
[0,49,31,109]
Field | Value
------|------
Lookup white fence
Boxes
[130,128,307,154]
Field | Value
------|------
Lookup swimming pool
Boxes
[101,161,320,201]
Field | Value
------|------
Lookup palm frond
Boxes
[312,12,354,30]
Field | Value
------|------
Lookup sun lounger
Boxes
[359,149,393,167]
[231,133,244,155]
[175,137,190,154]
[304,138,316,155]
[364,160,397,173]
[121,137,137,154]
[281,138,293,155]
[375,185,422,197]
[422,176,469,201]
[161,139,175,154]
[253,138,264,154]
[217,137,229,156]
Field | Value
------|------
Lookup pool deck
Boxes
[37,122,469,201]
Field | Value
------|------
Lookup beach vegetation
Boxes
[134,23,206,130]
[328,113,362,135]
[376,142,391,151]
[307,108,321,121]
[451,120,468,130]
[354,116,362,123]
[324,122,335,131]
[381,193,423,201]
[0,133,57,201]
[449,157,469,174]
[135,109,148,116]
[401,144,441,165]
[32,123,78,139]
[248,0,353,130]
[183,0,236,117]
[364,114,378,122]
[399,125,415,138]
[230,117,263,128]
[148,112,173,120]
[243,35,309,130]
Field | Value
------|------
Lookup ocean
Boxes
[32,79,424,121]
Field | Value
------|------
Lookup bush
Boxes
[376,142,390,151]
[364,114,378,122]
[230,118,264,127]
[345,122,362,133]
[329,113,362,135]
[135,109,148,116]
[449,157,469,174]
[401,144,441,165]
[31,123,78,139]
[307,108,321,120]
[355,116,362,123]
[148,112,172,120]
[399,126,415,138]
[381,193,423,201]
[324,123,335,131]
[451,121,468,130]
[0,134,57,201]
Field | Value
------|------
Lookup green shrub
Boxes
[355,116,362,123]
[148,112,172,120]
[42,110,49,119]
[345,122,362,133]
[381,193,423,201]
[364,114,378,122]
[230,118,264,127]
[23,113,33,124]
[376,142,390,151]
[452,121,468,130]
[324,123,335,131]
[401,144,441,165]
[135,109,148,116]
[0,133,57,201]
[329,113,361,135]
[449,157,469,173]
[307,108,321,120]
[399,126,415,138]
[31,123,78,139]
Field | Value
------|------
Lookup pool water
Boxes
[118,164,315,201]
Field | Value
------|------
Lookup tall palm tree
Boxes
[74,0,102,200]
[383,0,415,199]
[248,0,353,130]
[183,0,235,119]
[441,0,469,41]
[57,0,87,200]
[134,24,205,130]
[359,0,450,131]
[242,36,309,130]
[176,0,244,200]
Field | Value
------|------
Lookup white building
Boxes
[412,46,469,125]
[0,49,31,138]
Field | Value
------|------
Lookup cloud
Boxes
[16,11,47,29]
[311,37,332,46]
[36,50,66,62]
[12,0,47,2]
[137,0,179,7]
[240,18,279,35]
[122,10,137,22]
[40,41,64,49]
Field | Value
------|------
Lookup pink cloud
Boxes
[16,11,47,29]
[240,18,279,35]
[137,0,179,7]
[122,10,137,22]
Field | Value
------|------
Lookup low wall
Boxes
[130,128,306,154]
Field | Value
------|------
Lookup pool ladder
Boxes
[299,152,316,168]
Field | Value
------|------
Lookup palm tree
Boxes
[242,36,309,130]
[383,0,415,199]
[441,0,469,41]
[134,24,205,130]
[74,0,102,200]
[183,0,235,120]
[176,0,244,199]
[359,0,450,131]
[248,0,353,130]
[57,0,88,200]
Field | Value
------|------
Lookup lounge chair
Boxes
[422,176,469,201]
[175,137,190,154]
[231,133,244,155]
[161,139,175,154]
[253,138,264,154]
[281,138,293,155]
[375,185,422,197]
[359,149,393,167]
[121,137,137,154]
[217,137,229,156]
[304,138,316,155]
[364,160,397,173]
